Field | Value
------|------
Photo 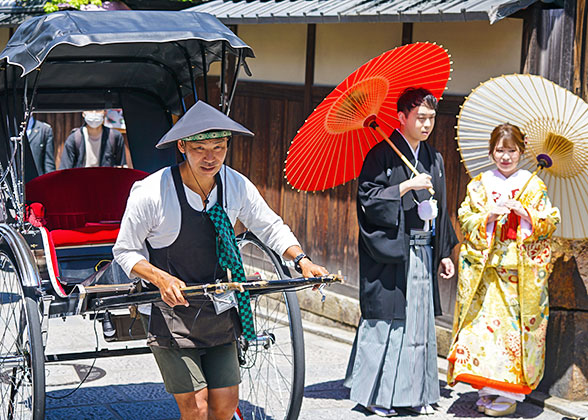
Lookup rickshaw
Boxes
[0,10,339,420]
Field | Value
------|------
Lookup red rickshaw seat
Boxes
[26,167,148,247]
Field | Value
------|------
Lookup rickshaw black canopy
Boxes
[0,10,253,176]
[0,10,254,114]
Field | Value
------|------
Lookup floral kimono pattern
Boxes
[447,170,560,393]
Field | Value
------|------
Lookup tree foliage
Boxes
[44,0,102,13]
[43,0,197,13]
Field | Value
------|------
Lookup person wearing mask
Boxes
[27,115,55,175]
[59,109,126,169]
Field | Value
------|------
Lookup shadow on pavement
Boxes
[304,378,457,403]
[447,391,546,419]
[439,380,453,399]
[45,382,179,420]
[304,379,350,400]
[305,378,548,419]
[351,403,376,417]
[46,382,284,420]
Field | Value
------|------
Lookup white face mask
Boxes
[84,112,104,128]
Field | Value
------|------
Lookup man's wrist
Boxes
[293,253,311,274]
[399,179,412,196]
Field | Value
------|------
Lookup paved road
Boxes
[43,315,572,420]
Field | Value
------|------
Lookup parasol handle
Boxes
[367,119,435,196]
[497,154,552,223]
[513,169,538,201]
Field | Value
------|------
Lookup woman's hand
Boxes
[504,199,530,221]
[439,257,455,279]
[487,204,510,223]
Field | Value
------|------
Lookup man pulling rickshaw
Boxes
[113,101,328,420]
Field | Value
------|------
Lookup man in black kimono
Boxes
[345,88,458,417]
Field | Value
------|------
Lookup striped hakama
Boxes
[344,230,439,409]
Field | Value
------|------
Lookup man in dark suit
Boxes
[27,116,56,175]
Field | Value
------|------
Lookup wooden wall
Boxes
[520,0,576,90]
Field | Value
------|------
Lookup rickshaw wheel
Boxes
[236,232,304,420]
[0,249,45,420]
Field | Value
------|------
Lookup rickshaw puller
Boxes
[113,101,328,420]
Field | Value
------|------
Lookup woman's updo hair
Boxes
[489,123,525,155]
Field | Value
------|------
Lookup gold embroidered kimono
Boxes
[447,169,560,394]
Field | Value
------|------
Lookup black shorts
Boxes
[150,341,241,394]
[140,315,241,394]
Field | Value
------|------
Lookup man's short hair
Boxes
[397,87,438,115]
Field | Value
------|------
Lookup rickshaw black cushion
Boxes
[26,167,148,246]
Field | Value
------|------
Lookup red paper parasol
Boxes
[285,42,451,192]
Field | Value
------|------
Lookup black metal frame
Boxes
[0,35,246,230]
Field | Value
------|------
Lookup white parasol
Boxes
[456,73,588,239]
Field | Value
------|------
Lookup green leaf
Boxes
[43,0,104,13]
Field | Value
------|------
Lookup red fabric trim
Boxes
[50,225,120,248]
[41,227,66,296]
[501,213,520,241]
[453,373,532,395]
[27,202,47,227]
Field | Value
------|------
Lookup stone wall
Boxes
[538,239,588,400]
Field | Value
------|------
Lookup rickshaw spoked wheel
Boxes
[0,248,45,420]
[236,232,305,420]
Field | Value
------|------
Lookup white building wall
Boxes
[413,19,523,95]
[231,24,307,84]
[313,22,403,86]
[219,19,523,96]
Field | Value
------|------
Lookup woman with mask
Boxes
[59,109,126,169]
[447,123,560,416]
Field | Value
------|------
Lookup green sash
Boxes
[207,203,256,341]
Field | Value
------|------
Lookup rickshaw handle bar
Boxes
[91,275,342,310]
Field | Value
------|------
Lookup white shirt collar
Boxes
[396,129,420,162]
